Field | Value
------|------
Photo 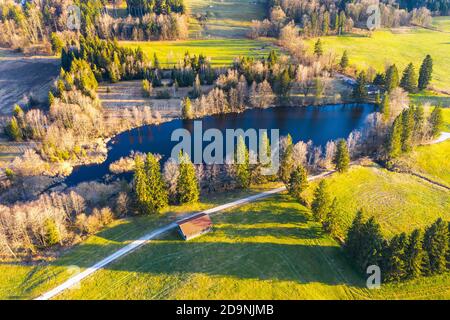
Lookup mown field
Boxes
[305,165,450,239]
[2,165,449,300]
[120,39,277,66]
[306,19,450,93]
[0,183,281,300]
[187,0,266,38]
[56,178,450,300]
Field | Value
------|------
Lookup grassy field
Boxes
[307,19,450,93]
[2,166,449,300]
[432,16,450,31]
[121,39,277,66]
[0,183,281,300]
[56,188,450,300]
[187,0,266,38]
[305,165,450,239]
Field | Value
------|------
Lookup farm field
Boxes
[56,190,450,300]
[120,39,277,67]
[187,0,266,38]
[0,183,281,300]
[305,165,450,239]
[306,19,450,93]
[0,48,59,115]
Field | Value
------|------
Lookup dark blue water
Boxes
[65,104,376,185]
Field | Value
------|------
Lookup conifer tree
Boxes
[144,153,168,214]
[182,97,193,119]
[324,197,341,238]
[133,155,149,213]
[400,108,414,152]
[383,233,407,282]
[423,218,449,274]
[280,134,294,183]
[235,136,251,189]
[386,116,403,159]
[5,117,21,141]
[311,180,331,222]
[314,39,323,57]
[404,229,425,279]
[413,104,425,142]
[334,139,350,173]
[345,210,365,262]
[400,63,417,93]
[322,12,330,35]
[385,64,399,92]
[176,151,199,204]
[428,106,443,138]
[44,218,60,246]
[339,50,349,70]
[287,164,309,204]
[353,71,368,100]
[418,55,433,90]
[154,52,160,69]
[380,94,390,121]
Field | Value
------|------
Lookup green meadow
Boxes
[305,165,450,239]
[57,187,449,300]
[121,39,277,66]
[307,20,450,92]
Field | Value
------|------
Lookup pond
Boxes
[65,103,377,186]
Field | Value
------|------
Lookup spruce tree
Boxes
[287,164,309,204]
[385,64,399,92]
[182,97,193,120]
[314,39,323,57]
[311,180,332,222]
[358,217,384,272]
[404,229,425,279]
[400,108,414,152]
[339,50,349,70]
[380,94,390,121]
[353,71,368,101]
[44,218,60,246]
[400,63,417,93]
[413,104,425,142]
[386,116,403,159]
[176,151,199,204]
[5,117,22,141]
[423,218,449,274]
[334,139,350,173]
[133,155,149,213]
[428,106,443,138]
[345,210,365,262]
[235,136,251,189]
[383,233,407,282]
[280,134,294,183]
[144,153,168,214]
[418,55,433,90]
[323,197,341,238]
[154,52,160,69]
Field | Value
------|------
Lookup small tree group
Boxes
[345,213,450,283]
[133,153,168,214]
[311,180,341,237]
[386,105,443,160]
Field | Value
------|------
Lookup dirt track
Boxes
[0,48,59,115]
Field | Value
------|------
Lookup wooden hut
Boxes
[177,213,213,241]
